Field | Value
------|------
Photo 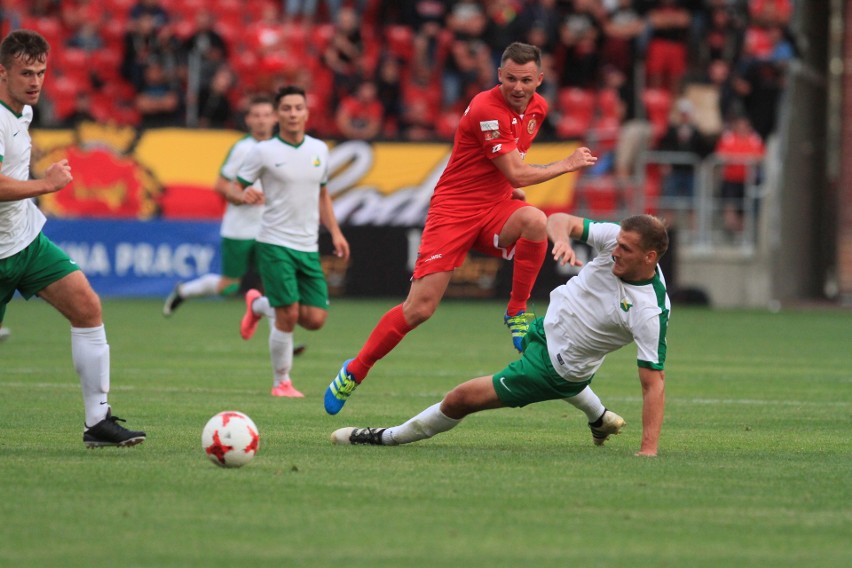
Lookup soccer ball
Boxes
[201,411,260,468]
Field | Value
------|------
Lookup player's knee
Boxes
[402,301,436,326]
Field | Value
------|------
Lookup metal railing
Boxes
[637,150,767,254]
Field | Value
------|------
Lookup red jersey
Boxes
[716,130,764,183]
[429,86,548,218]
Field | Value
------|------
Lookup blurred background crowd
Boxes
[1,0,794,145]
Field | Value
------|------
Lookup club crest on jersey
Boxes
[313,156,321,167]
[479,120,498,132]
[620,299,633,312]
[527,119,536,134]
[484,130,500,140]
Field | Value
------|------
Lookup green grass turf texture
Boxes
[1,297,849,567]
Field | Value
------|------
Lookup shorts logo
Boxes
[423,254,443,263]
[499,376,513,393]
[556,353,565,366]
[479,120,498,131]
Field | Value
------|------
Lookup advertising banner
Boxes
[42,219,221,297]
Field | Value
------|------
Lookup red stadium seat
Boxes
[556,87,595,139]
[642,87,673,140]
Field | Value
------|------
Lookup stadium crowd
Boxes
[0,0,794,152]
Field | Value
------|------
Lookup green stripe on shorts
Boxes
[492,318,591,407]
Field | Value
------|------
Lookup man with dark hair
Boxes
[332,213,670,457]
[235,86,350,397]
[325,42,598,415]
[0,30,145,447]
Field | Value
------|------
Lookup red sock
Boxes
[507,237,547,316]
[348,304,414,382]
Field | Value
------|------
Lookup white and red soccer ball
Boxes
[201,411,259,468]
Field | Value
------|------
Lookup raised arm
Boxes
[637,367,665,457]
[546,213,586,267]
[491,146,597,188]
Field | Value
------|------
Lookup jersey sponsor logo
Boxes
[491,144,502,153]
[511,118,517,125]
[479,120,498,131]
[620,299,633,312]
[527,119,536,134]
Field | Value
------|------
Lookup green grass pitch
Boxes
[1,297,850,567]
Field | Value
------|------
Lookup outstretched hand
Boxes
[551,239,583,267]
[565,146,597,172]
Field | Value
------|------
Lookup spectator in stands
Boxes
[731,23,789,139]
[335,80,383,141]
[375,54,403,137]
[129,0,169,28]
[196,65,235,129]
[135,59,181,128]
[121,12,181,90]
[601,0,645,78]
[644,0,692,93]
[715,114,765,235]
[400,97,438,142]
[517,0,561,49]
[442,1,492,110]
[60,90,97,127]
[657,98,712,229]
[182,10,229,89]
[483,0,524,70]
[555,0,605,90]
[698,3,744,68]
[65,20,104,52]
[322,5,366,105]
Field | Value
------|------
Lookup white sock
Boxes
[72,325,110,427]
[564,386,606,422]
[269,327,294,386]
[385,402,461,445]
[253,295,276,318]
[179,274,221,298]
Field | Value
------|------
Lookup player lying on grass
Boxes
[331,213,670,457]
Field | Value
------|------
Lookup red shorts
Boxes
[413,199,530,279]
[645,39,687,80]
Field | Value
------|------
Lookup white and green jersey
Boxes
[0,103,44,259]
[543,219,670,381]
[236,134,329,252]
[219,135,264,240]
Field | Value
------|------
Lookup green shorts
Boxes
[492,318,592,407]
[221,237,257,279]
[256,242,328,309]
[0,232,80,322]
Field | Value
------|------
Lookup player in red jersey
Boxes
[325,42,598,415]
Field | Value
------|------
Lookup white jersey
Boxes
[0,103,45,259]
[544,219,671,382]
[236,134,329,252]
[218,135,264,240]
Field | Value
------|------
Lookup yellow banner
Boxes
[32,125,579,217]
